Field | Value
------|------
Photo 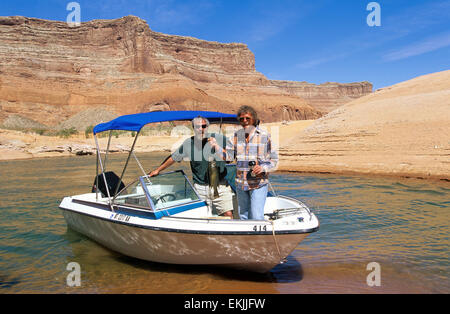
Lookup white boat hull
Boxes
[60,193,319,273]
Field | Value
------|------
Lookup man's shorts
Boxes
[194,183,236,216]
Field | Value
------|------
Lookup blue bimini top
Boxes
[93,110,238,135]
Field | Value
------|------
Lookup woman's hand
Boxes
[251,165,264,176]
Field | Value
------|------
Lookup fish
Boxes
[208,159,220,199]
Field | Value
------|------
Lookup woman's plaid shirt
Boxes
[225,127,278,191]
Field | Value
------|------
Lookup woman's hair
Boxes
[237,105,258,126]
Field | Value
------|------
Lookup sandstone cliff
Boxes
[278,70,450,181]
[271,80,373,113]
[0,15,369,130]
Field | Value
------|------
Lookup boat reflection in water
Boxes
[59,111,319,273]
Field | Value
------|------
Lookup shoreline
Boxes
[0,120,314,160]
[1,119,449,183]
[277,168,450,184]
[2,147,448,184]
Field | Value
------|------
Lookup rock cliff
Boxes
[0,15,370,129]
[271,80,373,113]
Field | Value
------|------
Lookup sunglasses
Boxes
[239,117,252,122]
[195,124,208,129]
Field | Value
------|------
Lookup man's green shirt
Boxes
[171,133,230,185]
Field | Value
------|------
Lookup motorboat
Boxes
[59,111,319,273]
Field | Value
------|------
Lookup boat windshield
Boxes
[113,171,201,210]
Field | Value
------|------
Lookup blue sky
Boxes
[1,0,449,90]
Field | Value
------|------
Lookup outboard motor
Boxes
[92,171,125,197]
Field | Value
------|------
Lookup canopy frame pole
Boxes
[132,151,151,184]
[114,130,141,197]
[95,141,99,201]
[94,134,114,210]
[102,130,113,172]
[268,182,277,197]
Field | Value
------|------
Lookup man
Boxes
[148,116,234,218]
[209,105,278,220]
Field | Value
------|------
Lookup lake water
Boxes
[0,152,449,294]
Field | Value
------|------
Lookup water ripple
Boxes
[0,155,449,293]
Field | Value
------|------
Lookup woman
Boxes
[209,105,278,220]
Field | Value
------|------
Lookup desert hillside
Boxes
[278,70,450,181]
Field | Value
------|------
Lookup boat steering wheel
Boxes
[154,193,177,204]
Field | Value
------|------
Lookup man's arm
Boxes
[148,155,176,177]
[149,137,190,176]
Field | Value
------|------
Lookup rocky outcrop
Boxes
[0,15,369,129]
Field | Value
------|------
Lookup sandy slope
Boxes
[278,70,450,181]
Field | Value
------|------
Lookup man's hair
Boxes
[237,105,258,126]
[191,116,210,128]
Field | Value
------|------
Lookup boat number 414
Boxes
[253,225,268,232]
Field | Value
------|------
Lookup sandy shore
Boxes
[1,108,448,182]
[0,120,314,160]
[0,128,179,160]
